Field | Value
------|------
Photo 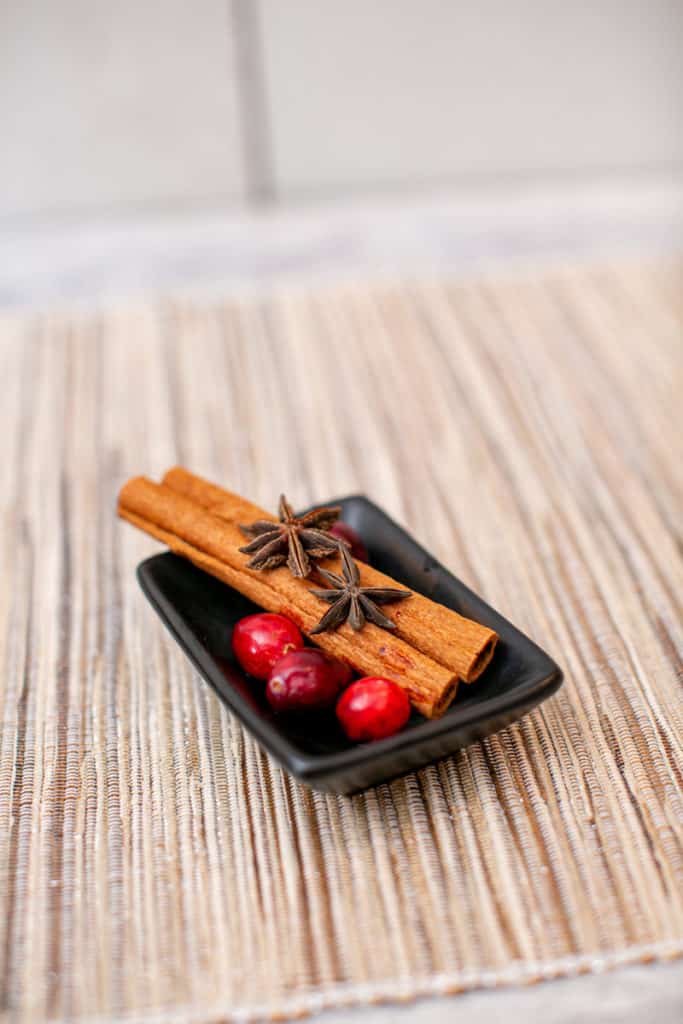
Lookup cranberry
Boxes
[329,521,369,562]
[336,677,410,741]
[327,657,353,692]
[266,649,344,713]
[232,613,303,679]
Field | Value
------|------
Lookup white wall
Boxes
[0,1,245,219]
[1,1,681,220]
[261,1,683,197]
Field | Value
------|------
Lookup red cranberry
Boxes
[327,657,353,692]
[232,613,303,679]
[266,649,343,713]
[336,677,410,741]
[329,521,369,562]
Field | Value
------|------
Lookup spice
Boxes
[239,494,341,577]
[311,544,411,633]
[118,475,460,718]
[163,467,498,685]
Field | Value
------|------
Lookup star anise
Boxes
[239,495,341,578]
[310,544,411,634]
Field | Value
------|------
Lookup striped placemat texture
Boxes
[0,260,682,1022]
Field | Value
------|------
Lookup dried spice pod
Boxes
[239,494,341,577]
[310,544,411,633]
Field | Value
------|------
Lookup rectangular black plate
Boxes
[137,495,562,794]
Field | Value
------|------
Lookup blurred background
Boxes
[2,0,683,304]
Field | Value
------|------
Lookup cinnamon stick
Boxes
[162,467,497,683]
[118,477,459,718]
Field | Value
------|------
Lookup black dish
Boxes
[137,495,562,794]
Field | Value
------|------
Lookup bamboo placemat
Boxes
[1,260,682,1023]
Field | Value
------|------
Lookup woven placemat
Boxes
[1,260,682,1023]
